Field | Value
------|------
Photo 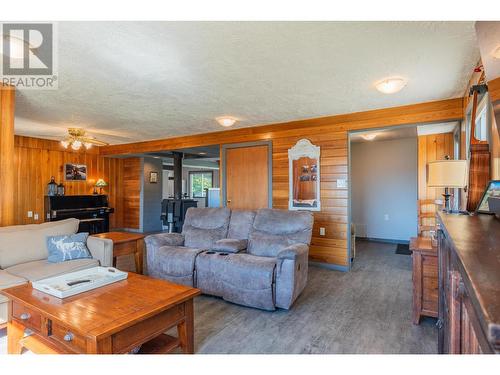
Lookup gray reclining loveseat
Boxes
[145,207,313,310]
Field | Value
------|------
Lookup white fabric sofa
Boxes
[0,218,113,326]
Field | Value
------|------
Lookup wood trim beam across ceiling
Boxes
[100,98,464,156]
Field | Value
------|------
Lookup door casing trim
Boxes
[221,140,273,208]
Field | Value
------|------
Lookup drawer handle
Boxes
[64,332,74,342]
[20,312,31,320]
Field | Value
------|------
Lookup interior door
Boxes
[225,144,270,209]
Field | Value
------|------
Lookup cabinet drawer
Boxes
[12,302,42,332]
[49,321,87,353]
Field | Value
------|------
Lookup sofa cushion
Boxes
[0,218,79,233]
[0,270,27,290]
[247,209,313,257]
[227,210,256,240]
[182,208,230,249]
[47,232,92,263]
[195,252,277,310]
[221,254,276,310]
[148,245,204,287]
[211,239,247,253]
[5,258,98,282]
[0,218,80,269]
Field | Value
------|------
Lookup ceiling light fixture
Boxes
[216,116,237,127]
[361,133,377,141]
[60,128,108,151]
[493,46,500,59]
[375,76,407,94]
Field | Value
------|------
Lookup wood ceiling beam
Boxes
[100,97,464,156]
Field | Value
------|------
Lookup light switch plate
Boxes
[27,211,33,218]
[319,227,326,236]
[337,179,347,188]
[34,213,39,220]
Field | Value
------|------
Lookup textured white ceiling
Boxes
[14,21,480,145]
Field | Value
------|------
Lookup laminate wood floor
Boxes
[0,240,437,354]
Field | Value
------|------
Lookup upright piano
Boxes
[44,195,114,234]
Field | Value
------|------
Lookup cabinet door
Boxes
[437,227,448,353]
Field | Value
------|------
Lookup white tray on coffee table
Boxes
[32,266,128,299]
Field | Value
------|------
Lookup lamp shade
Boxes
[427,160,468,188]
[95,179,108,187]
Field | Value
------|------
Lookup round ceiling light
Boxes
[375,76,407,94]
[216,116,237,127]
[361,133,377,141]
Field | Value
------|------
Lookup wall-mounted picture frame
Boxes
[65,163,87,181]
[150,171,158,183]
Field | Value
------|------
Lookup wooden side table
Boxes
[411,236,438,324]
[1,273,200,354]
[92,232,145,274]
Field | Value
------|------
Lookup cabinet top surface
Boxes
[438,212,500,333]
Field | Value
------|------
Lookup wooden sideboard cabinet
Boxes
[437,212,500,354]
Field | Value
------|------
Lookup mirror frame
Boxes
[288,138,321,211]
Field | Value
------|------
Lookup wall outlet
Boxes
[337,179,348,188]
[34,213,39,221]
[27,211,33,218]
[319,227,326,236]
[384,214,389,221]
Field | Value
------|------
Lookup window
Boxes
[189,171,213,198]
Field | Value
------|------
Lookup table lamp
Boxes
[94,179,108,195]
[427,157,468,213]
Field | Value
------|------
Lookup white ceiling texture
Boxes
[14,21,479,145]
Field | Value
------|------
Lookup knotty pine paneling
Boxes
[122,157,141,230]
[100,98,464,267]
[0,85,15,226]
[271,129,350,265]
[417,132,455,202]
[12,136,124,229]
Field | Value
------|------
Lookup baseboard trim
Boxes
[355,236,409,245]
[309,261,349,272]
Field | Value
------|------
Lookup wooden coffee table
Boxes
[92,232,145,274]
[1,273,200,354]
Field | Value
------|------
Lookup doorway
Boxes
[222,141,272,210]
[348,121,460,266]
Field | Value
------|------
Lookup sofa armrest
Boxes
[277,243,309,260]
[86,236,114,267]
[145,233,185,249]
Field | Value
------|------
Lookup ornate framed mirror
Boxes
[288,139,321,211]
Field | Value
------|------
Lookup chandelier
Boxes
[61,128,108,150]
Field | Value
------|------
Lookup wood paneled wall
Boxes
[0,85,16,226]
[101,98,464,267]
[417,132,455,201]
[122,158,141,230]
[12,136,124,229]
